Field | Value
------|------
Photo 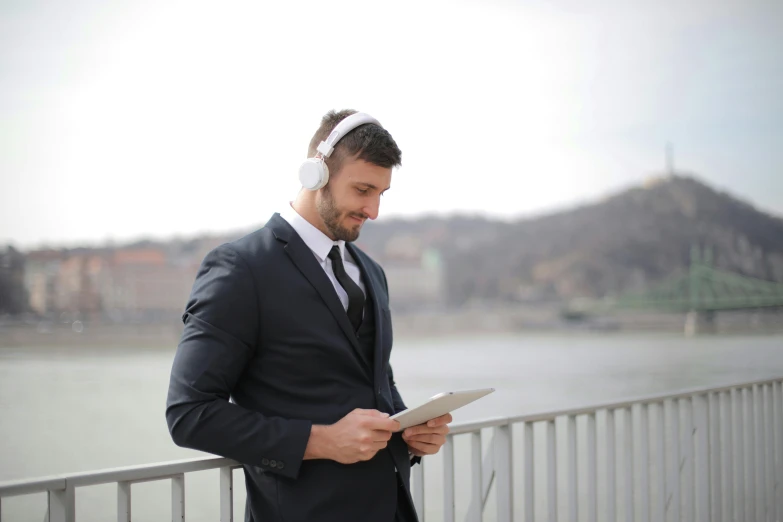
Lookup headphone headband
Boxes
[316,112,381,157]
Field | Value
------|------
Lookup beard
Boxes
[317,185,365,242]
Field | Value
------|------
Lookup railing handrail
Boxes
[2,375,779,498]
[0,457,241,497]
[452,374,781,434]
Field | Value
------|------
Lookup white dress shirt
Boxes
[280,203,366,310]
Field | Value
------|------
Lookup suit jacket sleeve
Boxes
[387,362,407,414]
[165,244,312,480]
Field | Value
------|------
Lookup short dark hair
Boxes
[307,109,402,176]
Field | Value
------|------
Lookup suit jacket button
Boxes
[262,458,269,466]
[277,461,285,470]
[270,460,277,468]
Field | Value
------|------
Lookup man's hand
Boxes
[402,413,452,457]
[305,409,400,464]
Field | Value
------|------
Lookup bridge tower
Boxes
[684,245,717,336]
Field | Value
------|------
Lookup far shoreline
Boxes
[2,306,781,350]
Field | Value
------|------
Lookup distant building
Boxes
[58,251,109,319]
[99,247,198,322]
[23,244,201,323]
[0,245,28,314]
[381,236,445,312]
[24,249,66,316]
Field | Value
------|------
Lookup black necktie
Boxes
[328,245,364,331]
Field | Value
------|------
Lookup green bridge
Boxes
[572,246,783,334]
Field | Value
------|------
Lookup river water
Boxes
[1,332,781,521]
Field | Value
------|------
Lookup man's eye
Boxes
[357,188,368,195]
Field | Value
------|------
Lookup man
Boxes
[165,109,451,522]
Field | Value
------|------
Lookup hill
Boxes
[360,174,783,306]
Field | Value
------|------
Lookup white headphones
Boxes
[298,112,381,191]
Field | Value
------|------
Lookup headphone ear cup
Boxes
[298,158,329,190]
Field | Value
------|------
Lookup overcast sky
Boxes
[2,0,782,249]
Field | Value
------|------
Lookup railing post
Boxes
[444,435,455,522]
[567,415,577,522]
[755,385,764,519]
[547,419,557,522]
[668,399,680,522]
[624,406,634,522]
[494,424,513,522]
[172,473,185,522]
[681,397,694,522]
[772,381,783,517]
[720,391,733,522]
[117,481,131,522]
[524,422,534,522]
[745,386,756,522]
[220,466,233,522]
[765,384,774,521]
[732,388,744,522]
[708,393,721,522]
[586,413,597,522]
[413,457,425,520]
[606,409,616,522]
[775,380,783,520]
[654,402,665,522]
[694,393,710,522]
[469,431,482,522]
[48,485,75,522]
[639,403,650,522]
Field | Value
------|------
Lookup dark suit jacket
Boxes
[165,213,418,522]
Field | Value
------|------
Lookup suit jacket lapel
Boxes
[267,214,370,375]
[346,242,385,387]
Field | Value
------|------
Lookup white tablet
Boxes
[391,388,495,431]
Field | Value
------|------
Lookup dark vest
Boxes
[355,292,376,373]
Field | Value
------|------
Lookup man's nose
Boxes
[363,197,380,220]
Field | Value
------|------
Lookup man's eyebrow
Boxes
[357,182,391,192]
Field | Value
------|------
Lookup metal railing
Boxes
[426,376,783,522]
[1,377,781,521]
[0,457,241,522]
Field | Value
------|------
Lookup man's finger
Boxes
[355,409,390,418]
[363,416,400,432]
[371,429,394,442]
[407,440,438,455]
[402,426,449,438]
[403,414,452,435]
[404,433,445,445]
[427,413,453,427]
[403,424,449,437]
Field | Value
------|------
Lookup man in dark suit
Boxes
[165,109,451,522]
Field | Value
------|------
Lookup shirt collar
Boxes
[280,202,345,262]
